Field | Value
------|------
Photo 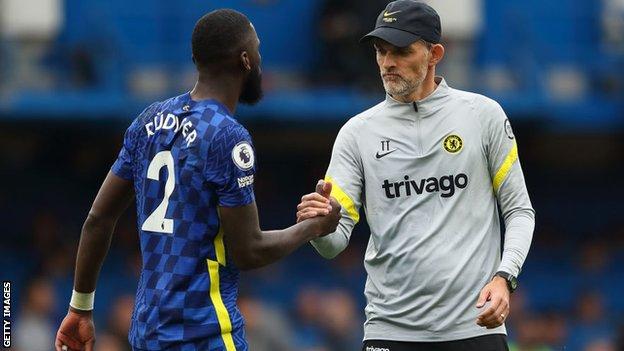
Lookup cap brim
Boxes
[360,27,420,47]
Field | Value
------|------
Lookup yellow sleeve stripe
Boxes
[207,258,236,351]
[206,226,235,350]
[493,140,518,193]
[325,175,359,224]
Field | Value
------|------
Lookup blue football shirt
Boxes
[111,92,255,350]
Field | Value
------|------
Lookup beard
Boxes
[239,65,263,105]
[381,63,428,99]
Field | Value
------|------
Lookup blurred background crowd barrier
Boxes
[1,0,624,350]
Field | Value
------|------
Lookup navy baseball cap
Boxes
[361,0,441,47]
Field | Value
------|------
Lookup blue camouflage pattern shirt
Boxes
[111,92,255,350]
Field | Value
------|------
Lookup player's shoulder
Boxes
[168,96,252,147]
[191,100,248,134]
[192,108,252,154]
[119,100,165,142]
[211,113,251,143]
[131,96,176,129]
[128,94,250,145]
[214,112,248,134]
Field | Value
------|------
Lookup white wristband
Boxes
[69,289,95,311]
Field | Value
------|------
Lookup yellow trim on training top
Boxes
[493,141,518,193]
[325,176,359,223]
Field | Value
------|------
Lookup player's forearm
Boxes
[498,210,534,277]
[233,221,321,270]
[73,213,116,293]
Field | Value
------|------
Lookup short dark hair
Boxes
[192,9,254,69]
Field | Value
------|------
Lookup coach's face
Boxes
[374,39,432,99]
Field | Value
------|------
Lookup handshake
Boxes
[297,179,342,237]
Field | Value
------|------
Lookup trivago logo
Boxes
[382,173,468,199]
[366,347,390,351]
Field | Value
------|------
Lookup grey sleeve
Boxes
[311,120,364,259]
[484,101,535,277]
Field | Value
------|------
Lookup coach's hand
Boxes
[55,307,95,351]
[296,180,334,223]
[476,276,510,329]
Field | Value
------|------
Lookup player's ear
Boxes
[240,51,252,72]
[429,44,445,66]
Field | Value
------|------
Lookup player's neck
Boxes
[190,77,240,115]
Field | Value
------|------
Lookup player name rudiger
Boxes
[382,173,468,199]
[145,112,198,147]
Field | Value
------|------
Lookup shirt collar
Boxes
[173,92,232,118]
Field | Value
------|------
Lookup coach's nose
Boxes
[381,53,397,70]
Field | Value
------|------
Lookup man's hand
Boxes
[295,179,341,236]
[55,308,95,351]
[307,197,341,237]
[296,180,334,223]
[476,276,510,329]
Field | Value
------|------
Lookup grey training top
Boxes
[312,77,535,342]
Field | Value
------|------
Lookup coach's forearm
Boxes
[311,230,349,259]
[73,213,117,293]
[497,210,534,277]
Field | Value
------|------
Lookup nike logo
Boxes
[375,149,397,159]
[383,10,401,17]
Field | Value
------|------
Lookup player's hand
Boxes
[308,196,341,237]
[475,276,510,329]
[55,308,95,351]
[296,180,333,223]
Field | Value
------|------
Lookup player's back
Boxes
[111,92,256,351]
